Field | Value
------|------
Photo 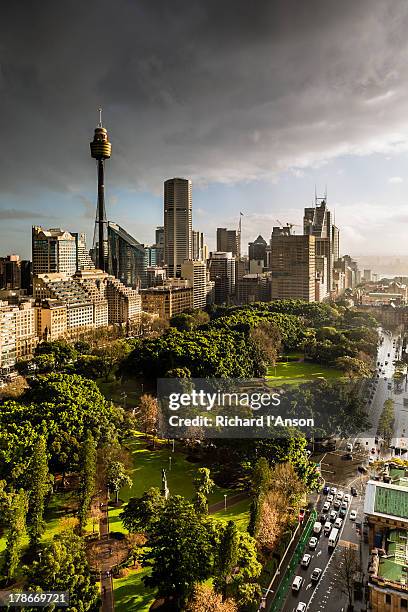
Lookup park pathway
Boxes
[208,491,249,513]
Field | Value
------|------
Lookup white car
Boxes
[336,490,344,500]
[333,500,341,510]
[334,517,343,529]
[309,537,318,550]
[343,494,351,503]
[311,568,323,582]
[296,604,307,612]
[327,494,334,503]
[350,510,357,520]
[292,576,303,592]
[368,457,375,464]
[323,501,330,512]
[301,553,311,567]
[330,486,337,495]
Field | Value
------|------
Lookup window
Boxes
[385,594,391,605]
[401,600,407,609]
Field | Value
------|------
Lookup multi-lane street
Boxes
[281,329,404,612]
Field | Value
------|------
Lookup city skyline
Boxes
[3,1,408,258]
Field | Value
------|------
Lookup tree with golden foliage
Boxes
[257,490,288,550]
[186,584,238,612]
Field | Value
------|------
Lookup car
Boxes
[309,537,318,550]
[320,512,328,523]
[296,604,307,612]
[323,485,330,494]
[350,510,357,520]
[334,517,343,529]
[313,521,322,535]
[322,501,330,512]
[355,519,362,528]
[333,499,341,510]
[330,487,337,495]
[351,486,357,496]
[301,553,311,568]
[327,494,334,503]
[358,465,368,474]
[385,361,388,365]
[292,576,303,592]
[371,448,376,454]
[346,443,353,452]
[344,453,353,460]
[341,501,348,510]
[343,494,351,503]
[339,507,347,518]
[311,568,323,583]
[329,510,337,522]
[336,490,344,500]
[324,521,332,535]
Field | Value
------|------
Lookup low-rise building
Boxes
[35,299,67,341]
[0,300,38,370]
[141,285,193,319]
[364,470,408,611]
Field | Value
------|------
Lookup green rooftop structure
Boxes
[374,485,408,520]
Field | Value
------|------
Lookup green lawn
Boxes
[114,566,154,612]
[266,358,343,386]
[108,435,232,533]
[213,498,250,531]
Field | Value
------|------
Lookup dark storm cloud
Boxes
[1,0,408,196]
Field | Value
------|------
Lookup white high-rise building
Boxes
[181,260,206,310]
[32,226,77,276]
[164,178,192,277]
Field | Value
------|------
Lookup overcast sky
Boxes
[2,0,408,259]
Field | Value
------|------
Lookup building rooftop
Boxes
[377,529,408,587]
[365,478,408,524]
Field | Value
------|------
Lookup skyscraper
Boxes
[32,226,77,276]
[216,228,240,257]
[270,227,315,301]
[164,178,192,277]
[181,259,206,309]
[192,230,205,261]
[90,109,111,272]
[209,252,236,304]
[107,222,147,288]
[72,233,95,271]
[303,197,338,294]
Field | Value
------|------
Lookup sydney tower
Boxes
[90,109,111,272]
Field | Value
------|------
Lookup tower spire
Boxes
[90,111,112,272]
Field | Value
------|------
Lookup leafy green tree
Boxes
[93,339,131,381]
[214,520,239,598]
[227,531,262,607]
[193,467,215,514]
[35,341,77,369]
[144,496,214,606]
[107,460,132,504]
[2,489,28,582]
[120,487,165,534]
[28,436,49,547]
[0,374,120,486]
[26,530,99,611]
[78,432,97,533]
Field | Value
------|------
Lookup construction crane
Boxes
[275,219,302,233]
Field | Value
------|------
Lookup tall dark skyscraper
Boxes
[164,178,192,277]
[90,109,111,272]
[216,228,240,257]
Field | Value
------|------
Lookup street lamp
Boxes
[169,456,172,471]
[224,494,227,511]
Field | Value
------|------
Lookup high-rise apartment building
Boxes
[108,222,147,288]
[32,227,77,276]
[154,226,165,266]
[164,178,192,277]
[181,260,206,309]
[216,228,240,257]
[209,252,236,305]
[270,228,316,301]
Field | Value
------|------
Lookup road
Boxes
[280,329,402,612]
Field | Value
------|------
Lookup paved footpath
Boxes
[99,498,114,612]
